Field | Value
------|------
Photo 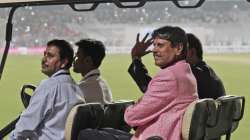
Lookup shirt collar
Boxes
[51,69,70,78]
[193,60,206,67]
[82,69,100,80]
[161,60,187,69]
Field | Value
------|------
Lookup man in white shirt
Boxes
[73,39,112,105]
[9,39,85,140]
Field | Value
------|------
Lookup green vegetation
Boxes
[0,53,249,139]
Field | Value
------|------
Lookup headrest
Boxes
[101,100,134,132]
[65,103,104,140]
[206,95,245,139]
[182,95,245,140]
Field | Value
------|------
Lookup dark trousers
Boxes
[78,128,132,140]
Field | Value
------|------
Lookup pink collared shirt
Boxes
[125,60,198,140]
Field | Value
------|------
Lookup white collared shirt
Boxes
[9,69,85,140]
[79,69,112,105]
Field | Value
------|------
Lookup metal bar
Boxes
[112,0,146,8]
[0,0,172,8]
[172,0,205,8]
[69,3,99,12]
[0,117,20,139]
[0,6,19,80]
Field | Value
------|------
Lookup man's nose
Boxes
[152,46,158,52]
[42,55,48,62]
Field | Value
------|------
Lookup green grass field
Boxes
[0,53,249,139]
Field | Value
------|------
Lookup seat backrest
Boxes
[100,100,134,132]
[182,95,245,140]
[182,98,217,140]
[206,95,245,139]
[65,103,104,140]
[20,84,36,108]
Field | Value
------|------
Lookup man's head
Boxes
[186,33,203,65]
[151,25,188,68]
[41,39,74,77]
[73,39,105,76]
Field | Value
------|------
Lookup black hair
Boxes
[47,39,74,69]
[75,39,106,68]
[187,33,203,60]
[152,25,188,59]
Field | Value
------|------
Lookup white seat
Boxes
[65,103,104,140]
[182,99,217,140]
[65,100,134,140]
[182,95,245,140]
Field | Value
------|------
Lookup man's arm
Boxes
[9,85,52,140]
[128,58,152,93]
[128,33,153,93]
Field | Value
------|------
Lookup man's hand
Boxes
[131,33,153,60]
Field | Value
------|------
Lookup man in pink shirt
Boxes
[124,25,198,140]
[78,25,198,140]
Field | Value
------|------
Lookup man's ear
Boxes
[60,59,69,69]
[85,56,94,65]
[190,47,196,56]
[175,43,184,56]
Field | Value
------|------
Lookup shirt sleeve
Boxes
[9,83,54,140]
[124,70,177,127]
[128,59,152,93]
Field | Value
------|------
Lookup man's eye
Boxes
[46,53,54,58]
[157,44,164,48]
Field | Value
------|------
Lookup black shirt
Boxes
[128,59,225,99]
[191,61,225,99]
